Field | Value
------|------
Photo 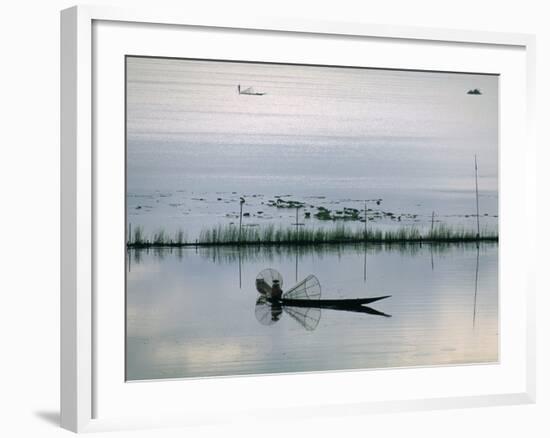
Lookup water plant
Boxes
[129,241,495,266]
[266,198,306,209]
[126,223,498,248]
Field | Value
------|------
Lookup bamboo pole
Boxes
[364,201,368,281]
[473,244,480,327]
[474,155,480,240]
[239,197,244,244]
[295,206,300,281]
[364,201,368,240]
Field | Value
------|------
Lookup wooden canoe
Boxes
[272,295,391,309]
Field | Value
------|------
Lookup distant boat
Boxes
[238,84,266,96]
[467,88,483,95]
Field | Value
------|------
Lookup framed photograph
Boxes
[61,5,536,433]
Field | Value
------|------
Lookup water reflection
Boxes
[255,297,319,331]
[473,244,480,327]
[255,296,390,331]
[128,241,494,266]
[253,267,391,331]
[364,243,367,282]
[126,242,497,380]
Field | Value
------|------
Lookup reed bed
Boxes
[127,223,498,248]
[128,240,497,267]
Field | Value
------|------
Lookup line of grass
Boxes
[129,241,496,266]
[127,223,498,248]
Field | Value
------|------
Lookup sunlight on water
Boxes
[125,57,498,381]
[126,57,498,241]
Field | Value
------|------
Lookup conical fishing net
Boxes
[255,268,284,295]
[283,275,321,300]
[283,306,321,331]
[254,296,282,325]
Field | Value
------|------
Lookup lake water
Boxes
[126,57,498,242]
[126,242,498,380]
[125,57,499,380]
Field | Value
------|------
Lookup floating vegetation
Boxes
[128,193,154,199]
[266,198,306,209]
[310,205,422,222]
[127,223,498,248]
[314,206,362,221]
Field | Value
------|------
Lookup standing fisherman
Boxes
[270,279,283,301]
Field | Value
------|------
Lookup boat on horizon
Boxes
[467,88,483,95]
[238,84,266,96]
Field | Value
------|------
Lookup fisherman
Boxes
[270,279,283,301]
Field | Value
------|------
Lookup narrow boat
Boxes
[254,269,391,330]
[277,295,391,308]
[238,84,266,96]
[255,268,391,319]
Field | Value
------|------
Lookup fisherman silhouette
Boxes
[270,279,283,300]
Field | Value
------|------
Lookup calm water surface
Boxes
[126,243,498,380]
[125,57,499,381]
[126,57,498,241]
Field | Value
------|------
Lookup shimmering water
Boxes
[126,243,498,380]
[126,57,498,241]
[125,57,499,381]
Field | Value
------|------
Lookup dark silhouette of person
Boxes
[270,279,283,301]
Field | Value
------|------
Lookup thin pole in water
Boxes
[238,248,242,289]
[364,201,368,240]
[364,201,368,282]
[363,241,367,282]
[293,206,303,229]
[239,197,245,244]
[474,155,480,240]
[430,213,434,269]
[295,206,300,281]
[127,223,132,273]
[473,244,480,327]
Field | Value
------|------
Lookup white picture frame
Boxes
[60,5,536,433]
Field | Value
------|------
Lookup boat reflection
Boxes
[254,268,391,331]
